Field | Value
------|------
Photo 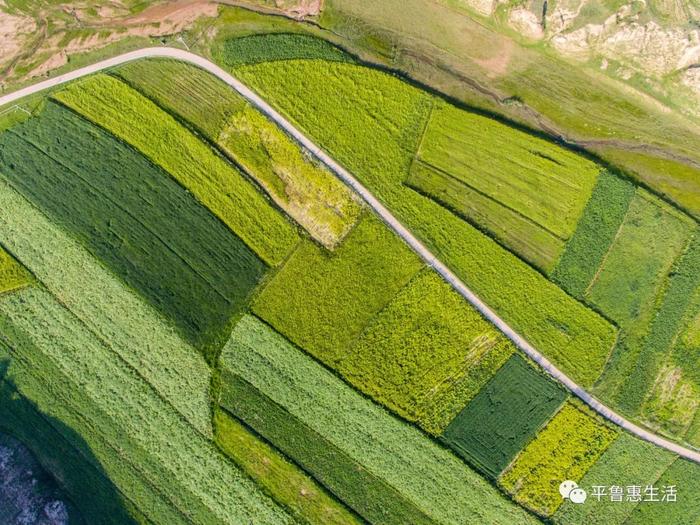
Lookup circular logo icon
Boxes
[559,480,578,499]
[569,488,588,504]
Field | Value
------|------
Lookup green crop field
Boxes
[0,365,138,525]
[1,25,699,524]
[238,59,617,387]
[441,354,567,478]
[0,178,213,435]
[662,290,700,447]
[586,191,693,334]
[500,402,619,517]
[53,74,300,266]
[624,458,700,525]
[552,171,636,298]
[555,432,676,525]
[253,214,424,365]
[407,161,566,273]
[214,409,361,525]
[115,59,244,138]
[341,269,514,435]
[0,245,30,295]
[116,59,363,249]
[412,102,601,272]
[0,287,294,525]
[588,193,696,417]
[221,373,433,525]
[219,314,540,525]
[635,235,700,434]
[0,101,267,358]
[219,33,355,68]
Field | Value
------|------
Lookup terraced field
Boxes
[53,74,300,266]
[0,32,698,525]
[0,101,266,359]
[116,59,363,249]
[555,433,676,525]
[500,402,619,517]
[234,46,700,451]
[253,214,424,365]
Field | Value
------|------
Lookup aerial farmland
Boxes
[0,2,699,525]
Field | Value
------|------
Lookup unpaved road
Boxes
[1,47,698,465]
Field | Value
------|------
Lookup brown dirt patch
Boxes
[0,11,37,69]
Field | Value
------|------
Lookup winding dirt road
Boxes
[1,47,698,465]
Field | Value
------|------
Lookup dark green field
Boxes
[220,33,355,68]
[441,355,567,478]
[0,102,266,359]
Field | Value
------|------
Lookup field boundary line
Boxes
[1,46,699,464]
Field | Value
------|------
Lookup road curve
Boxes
[2,47,699,464]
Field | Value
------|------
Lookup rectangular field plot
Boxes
[53,74,299,266]
[652,291,700,444]
[253,214,423,366]
[117,59,363,249]
[554,432,676,525]
[0,246,30,294]
[626,233,700,417]
[552,171,635,297]
[340,269,514,435]
[0,102,266,357]
[0,287,293,525]
[500,402,618,517]
[587,190,693,334]
[220,34,354,67]
[407,161,565,272]
[219,314,540,525]
[115,59,244,138]
[219,103,363,248]
[442,354,566,478]
[625,458,700,525]
[414,102,600,267]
